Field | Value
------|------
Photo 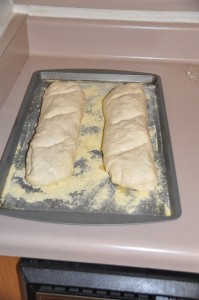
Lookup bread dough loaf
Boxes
[102,83,157,191]
[25,81,86,186]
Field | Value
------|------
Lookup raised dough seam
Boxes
[104,112,146,125]
[104,141,151,158]
[41,110,80,120]
[44,90,83,97]
[106,91,146,100]
[30,137,77,150]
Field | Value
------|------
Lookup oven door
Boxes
[19,258,199,300]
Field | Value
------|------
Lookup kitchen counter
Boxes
[0,15,199,273]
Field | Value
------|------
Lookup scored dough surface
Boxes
[102,83,157,191]
[25,81,86,186]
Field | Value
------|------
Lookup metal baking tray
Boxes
[0,69,181,224]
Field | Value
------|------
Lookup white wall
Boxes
[0,0,13,37]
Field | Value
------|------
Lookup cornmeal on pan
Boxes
[1,73,177,222]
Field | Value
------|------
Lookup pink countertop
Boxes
[0,16,199,273]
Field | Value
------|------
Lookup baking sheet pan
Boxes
[0,69,181,224]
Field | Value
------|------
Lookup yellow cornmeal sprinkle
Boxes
[1,81,171,216]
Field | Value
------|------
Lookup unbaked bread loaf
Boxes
[25,81,86,186]
[102,83,157,191]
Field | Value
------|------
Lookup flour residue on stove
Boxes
[1,81,171,217]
